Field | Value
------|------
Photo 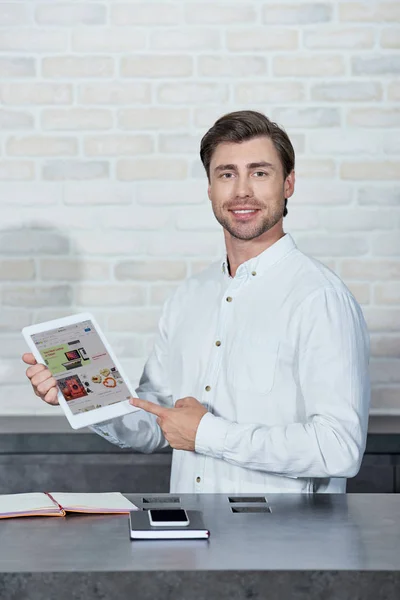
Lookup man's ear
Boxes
[284,170,295,199]
[207,183,212,201]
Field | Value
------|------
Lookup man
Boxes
[23,110,370,494]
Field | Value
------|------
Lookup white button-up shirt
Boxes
[93,233,370,494]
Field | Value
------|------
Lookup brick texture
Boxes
[0,0,398,414]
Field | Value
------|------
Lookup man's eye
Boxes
[221,172,233,178]
[254,171,267,177]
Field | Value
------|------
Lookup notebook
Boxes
[129,510,210,540]
[0,492,138,519]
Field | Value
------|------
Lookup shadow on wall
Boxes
[0,224,80,414]
[0,223,79,327]
[0,223,148,414]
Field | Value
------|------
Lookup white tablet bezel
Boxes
[22,312,139,429]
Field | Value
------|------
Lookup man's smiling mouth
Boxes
[229,208,261,220]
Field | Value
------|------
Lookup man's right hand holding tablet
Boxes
[22,353,59,406]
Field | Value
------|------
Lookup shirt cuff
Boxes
[195,412,230,459]
[89,422,123,447]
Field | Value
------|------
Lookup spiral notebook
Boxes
[0,492,138,518]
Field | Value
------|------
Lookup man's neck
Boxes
[225,224,285,278]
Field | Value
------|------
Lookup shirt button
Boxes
[251,271,257,276]
[196,476,201,483]
[226,296,232,302]
[205,385,211,392]
[215,340,221,347]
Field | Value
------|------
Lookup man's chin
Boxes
[226,218,285,241]
[214,209,284,241]
[225,224,266,241]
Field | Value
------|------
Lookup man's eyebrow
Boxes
[214,163,238,173]
[246,161,275,170]
[213,161,275,173]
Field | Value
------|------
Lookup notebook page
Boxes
[51,492,138,512]
[0,493,59,515]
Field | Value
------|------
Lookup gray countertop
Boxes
[1,493,400,600]
[1,493,400,573]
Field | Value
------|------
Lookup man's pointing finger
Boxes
[130,396,167,418]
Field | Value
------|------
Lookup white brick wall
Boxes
[0,0,399,416]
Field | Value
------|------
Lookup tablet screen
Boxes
[31,320,131,415]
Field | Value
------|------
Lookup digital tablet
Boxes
[22,313,139,429]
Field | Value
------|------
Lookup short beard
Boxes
[212,202,285,241]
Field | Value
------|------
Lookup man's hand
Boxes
[130,396,207,451]
[22,353,59,405]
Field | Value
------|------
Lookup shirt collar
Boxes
[221,233,296,279]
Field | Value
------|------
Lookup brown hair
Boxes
[200,110,295,216]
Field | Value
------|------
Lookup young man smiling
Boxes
[24,111,370,494]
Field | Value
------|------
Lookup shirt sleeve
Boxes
[195,288,371,479]
[90,296,174,454]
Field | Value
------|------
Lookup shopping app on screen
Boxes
[32,321,131,414]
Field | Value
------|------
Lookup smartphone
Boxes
[148,508,189,527]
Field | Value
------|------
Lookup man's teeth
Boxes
[233,210,256,214]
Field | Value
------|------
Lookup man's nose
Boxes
[235,176,253,198]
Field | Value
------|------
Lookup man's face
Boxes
[208,136,294,241]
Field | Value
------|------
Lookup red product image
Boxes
[58,375,88,401]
